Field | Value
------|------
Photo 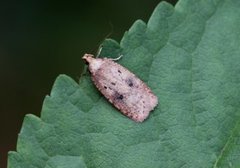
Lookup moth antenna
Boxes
[96,22,114,58]
[96,46,102,58]
[110,54,123,61]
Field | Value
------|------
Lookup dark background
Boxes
[0,0,177,167]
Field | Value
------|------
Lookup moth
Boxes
[83,54,158,122]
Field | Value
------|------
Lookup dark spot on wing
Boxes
[104,86,107,89]
[118,69,121,73]
[111,82,116,85]
[126,78,134,87]
[117,94,124,100]
[114,92,124,100]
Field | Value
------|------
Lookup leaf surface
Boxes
[8,0,240,167]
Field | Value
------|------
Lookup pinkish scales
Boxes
[83,54,158,122]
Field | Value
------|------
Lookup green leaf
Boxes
[8,0,240,167]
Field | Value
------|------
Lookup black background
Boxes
[0,0,177,167]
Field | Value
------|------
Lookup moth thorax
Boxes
[89,59,104,73]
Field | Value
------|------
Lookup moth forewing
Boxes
[83,53,158,122]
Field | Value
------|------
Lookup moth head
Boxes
[82,54,95,64]
[82,53,104,73]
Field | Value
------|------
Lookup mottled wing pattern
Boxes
[91,58,158,122]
